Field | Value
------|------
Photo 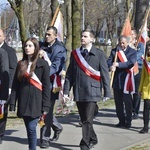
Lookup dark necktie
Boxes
[81,49,88,57]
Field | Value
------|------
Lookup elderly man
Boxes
[107,35,137,128]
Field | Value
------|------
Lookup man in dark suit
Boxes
[0,29,17,144]
[39,26,67,148]
[63,28,111,150]
[107,35,137,128]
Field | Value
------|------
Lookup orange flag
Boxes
[121,16,132,36]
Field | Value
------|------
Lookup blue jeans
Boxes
[23,117,39,150]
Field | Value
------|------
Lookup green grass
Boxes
[128,144,149,150]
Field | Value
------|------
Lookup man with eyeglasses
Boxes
[39,26,67,148]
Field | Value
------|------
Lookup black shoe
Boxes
[40,140,50,148]
[79,121,82,127]
[51,129,62,141]
[124,123,131,128]
[88,141,98,149]
[139,128,148,134]
[115,122,125,127]
[132,114,138,120]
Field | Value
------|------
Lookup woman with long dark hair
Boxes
[9,38,50,150]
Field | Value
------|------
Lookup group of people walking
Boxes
[0,26,150,150]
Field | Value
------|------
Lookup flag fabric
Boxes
[121,16,132,36]
[54,10,64,42]
[138,19,147,49]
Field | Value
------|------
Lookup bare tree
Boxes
[72,0,82,49]
[134,0,149,32]
[64,0,72,68]
[7,0,27,44]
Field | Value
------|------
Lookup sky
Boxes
[0,0,10,13]
[0,0,8,5]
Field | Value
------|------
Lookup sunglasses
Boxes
[45,33,51,36]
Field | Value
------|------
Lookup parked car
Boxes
[98,38,111,46]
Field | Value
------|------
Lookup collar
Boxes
[82,44,92,53]
[0,42,4,48]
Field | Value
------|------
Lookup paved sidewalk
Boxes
[1,101,150,150]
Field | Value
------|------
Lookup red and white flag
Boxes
[54,10,64,42]
[138,19,147,49]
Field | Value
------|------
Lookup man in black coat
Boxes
[63,28,111,150]
[0,29,17,143]
[107,35,137,128]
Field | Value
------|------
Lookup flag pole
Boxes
[110,3,133,88]
[136,4,150,48]
[50,5,60,26]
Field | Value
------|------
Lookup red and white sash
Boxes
[72,48,101,81]
[142,57,150,74]
[24,63,42,91]
[117,50,135,94]
[42,51,62,93]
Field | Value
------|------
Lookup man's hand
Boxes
[39,49,45,58]
[113,62,119,67]
[63,94,70,103]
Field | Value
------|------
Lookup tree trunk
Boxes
[134,0,148,32]
[8,0,27,45]
[65,0,72,69]
[35,0,43,40]
[72,0,82,49]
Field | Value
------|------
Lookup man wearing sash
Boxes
[107,35,137,128]
[63,28,111,150]
[39,26,67,148]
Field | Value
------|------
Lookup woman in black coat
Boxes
[9,38,50,150]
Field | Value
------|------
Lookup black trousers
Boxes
[0,104,8,138]
[113,89,132,124]
[132,70,142,115]
[40,99,62,141]
[76,101,97,149]
[143,100,150,129]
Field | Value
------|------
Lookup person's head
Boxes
[130,29,137,45]
[23,37,39,61]
[45,26,57,45]
[145,41,150,57]
[131,30,137,39]
[81,28,95,47]
[118,35,129,50]
[18,37,40,81]
[0,29,5,44]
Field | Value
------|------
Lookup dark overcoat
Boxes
[9,58,50,118]
[63,45,111,102]
[107,46,137,89]
[0,48,9,101]
[1,42,17,88]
